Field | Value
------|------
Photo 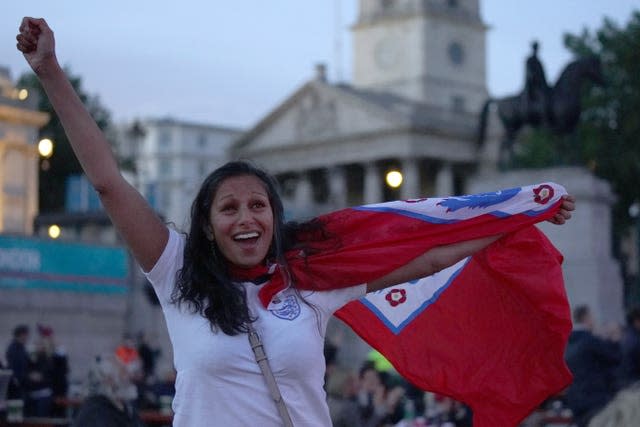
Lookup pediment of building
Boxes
[231,79,483,173]
[232,80,409,156]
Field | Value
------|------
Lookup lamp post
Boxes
[38,137,54,170]
[385,170,403,189]
[382,168,404,202]
[37,138,60,238]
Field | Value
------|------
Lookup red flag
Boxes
[336,226,572,427]
[257,182,573,425]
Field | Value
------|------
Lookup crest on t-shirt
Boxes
[269,295,300,320]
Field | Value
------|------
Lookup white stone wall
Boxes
[352,0,488,113]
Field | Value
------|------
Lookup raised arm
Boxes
[17,17,168,271]
[367,195,575,292]
[367,234,502,292]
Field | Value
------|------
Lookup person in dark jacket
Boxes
[617,307,640,389]
[565,305,621,427]
[5,325,30,400]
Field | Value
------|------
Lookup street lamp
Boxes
[385,170,403,189]
[47,224,61,239]
[38,138,54,158]
[17,89,28,101]
[38,138,54,171]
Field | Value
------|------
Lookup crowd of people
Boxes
[324,345,473,427]
[1,324,169,425]
[561,305,640,427]
[1,322,477,427]
[2,323,69,418]
[321,303,640,427]
[2,304,639,427]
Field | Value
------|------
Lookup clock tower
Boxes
[352,0,488,113]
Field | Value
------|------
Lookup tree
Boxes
[18,67,114,213]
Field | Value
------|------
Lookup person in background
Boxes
[5,325,30,401]
[135,331,159,409]
[356,361,405,426]
[1,354,14,419]
[617,306,640,389]
[24,325,56,416]
[564,305,621,427]
[136,331,159,384]
[71,355,143,427]
[34,324,69,417]
[326,367,363,427]
[115,334,143,386]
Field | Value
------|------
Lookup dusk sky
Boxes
[2,1,638,128]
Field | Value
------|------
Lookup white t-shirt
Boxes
[145,229,366,427]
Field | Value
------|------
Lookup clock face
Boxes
[374,36,400,70]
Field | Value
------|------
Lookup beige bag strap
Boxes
[247,323,294,427]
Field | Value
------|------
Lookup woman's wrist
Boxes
[33,54,61,79]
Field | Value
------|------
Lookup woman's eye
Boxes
[252,201,266,209]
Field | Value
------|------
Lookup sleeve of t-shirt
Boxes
[305,284,367,316]
[143,228,185,307]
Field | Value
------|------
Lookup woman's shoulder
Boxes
[299,283,366,310]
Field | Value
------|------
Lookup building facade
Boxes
[116,118,243,229]
[0,67,49,234]
[233,0,489,219]
[231,0,624,352]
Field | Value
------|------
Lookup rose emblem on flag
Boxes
[533,184,554,204]
[385,289,407,307]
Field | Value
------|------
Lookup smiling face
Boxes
[208,175,274,269]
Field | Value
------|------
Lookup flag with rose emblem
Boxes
[259,182,572,427]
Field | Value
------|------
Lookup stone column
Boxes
[435,162,454,197]
[327,166,347,208]
[364,162,382,204]
[293,171,313,208]
[401,158,420,199]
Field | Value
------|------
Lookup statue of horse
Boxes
[476,56,604,168]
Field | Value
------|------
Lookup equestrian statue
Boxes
[476,41,605,168]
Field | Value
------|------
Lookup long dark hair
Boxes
[172,160,320,335]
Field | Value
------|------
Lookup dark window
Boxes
[452,95,466,112]
[448,42,465,66]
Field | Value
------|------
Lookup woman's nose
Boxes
[237,206,253,225]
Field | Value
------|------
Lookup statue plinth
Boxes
[469,166,624,325]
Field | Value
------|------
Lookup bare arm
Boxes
[367,195,576,293]
[367,234,502,293]
[17,17,167,271]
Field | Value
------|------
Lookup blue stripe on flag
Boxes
[360,259,469,334]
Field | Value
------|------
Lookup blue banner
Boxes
[0,235,129,294]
